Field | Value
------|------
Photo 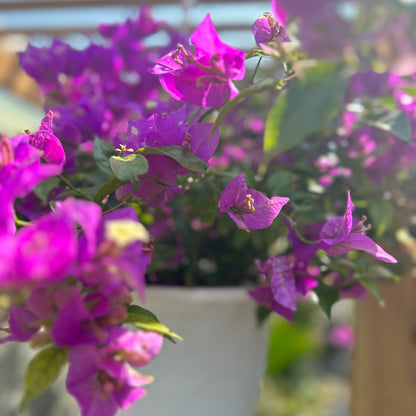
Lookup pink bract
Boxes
[150,14,246,108]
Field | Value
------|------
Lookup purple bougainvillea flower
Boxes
[67,343,150,416]
[99,5,165,44]
[117,108,219,208]
[19,39,88,90]
[100,326,163,369]
[14,211,78,283]
[320,191,397,263]
[259,256,296,310]
[97,207,151,298]
[270,0,289,27]
[56,197,102,263]
[150,14,246,108]
[55,199,151,298]
[126,107,219,164]
[248,286,294,321]
[218,173,289,232]
[346,71,395,103]
[0,204,78,289]
[285,220,322,296]
[28,111,66,167]
[270,0,356,60]
[67,204,151,299]
[51,286,107,348]
[0,305,40,344]
[67,328,162,416]
[253,12,289,45]
[328,324,354,349]
[0,115,65,235]
[0,286,76,345]
[248,256,296,321]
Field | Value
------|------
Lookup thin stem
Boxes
[205,170,237,178]
[250,57,263,84]
[59,174,90,200]
[15,216,29,227]
[282,212,320,245]
[103,201,127,215]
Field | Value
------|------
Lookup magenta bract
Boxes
[253,12,289,45]
[150,14,246,108]
[319,191,397,263]
[66,327,162,416]
[218,172,289,232]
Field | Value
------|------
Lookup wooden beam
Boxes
[0,0,256,10]
[350,276,416,416]
[0,25,252,36]
[0,1,151,9]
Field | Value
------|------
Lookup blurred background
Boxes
[0,0,271,136]
[1,1,416,416]
[254,301,353,416]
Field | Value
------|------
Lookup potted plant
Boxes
[0,0,414,415]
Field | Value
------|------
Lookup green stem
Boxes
[103,201,127,215]
[250,57,263,84]
[198,108,217,123]
[205,170,238,178]
[59,175,90,200]
[15,216,29,227]
[282,212,320,245]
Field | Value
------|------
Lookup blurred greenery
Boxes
[255,301,352,416]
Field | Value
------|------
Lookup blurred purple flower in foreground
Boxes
[0,112,65,235]
[67,327,162,416]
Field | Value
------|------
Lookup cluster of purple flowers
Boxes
[2,0,414,414]
[0,113,162,415]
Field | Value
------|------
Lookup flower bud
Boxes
[253,12,289,46]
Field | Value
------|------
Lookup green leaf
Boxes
[314,283,339,319]
[94,137,116,176]
[33,177,60,202]
[138,145,208,173]
[78,184,106,201]
[132,177,141,191]
[377,96,396,109]
[364,109,412,144]
[266,171,293,196]
[366,264,396,280]
[110,154,149,181]
[256,305,271,327]
[369,199,394,237]
[211,78,283,138]
[262,63,351,167]
[266,315,314,374]
[93,177,128,204]
[19,346,68,411]
[189,179,219,225]
[401,86,416,97]
[243,170,257,189]
[359,278,385,306]
[125,304,183,343]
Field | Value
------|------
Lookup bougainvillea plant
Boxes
[2,0,416,414]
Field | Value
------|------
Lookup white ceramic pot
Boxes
[119,286,269,416]
[0,286,267,416]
